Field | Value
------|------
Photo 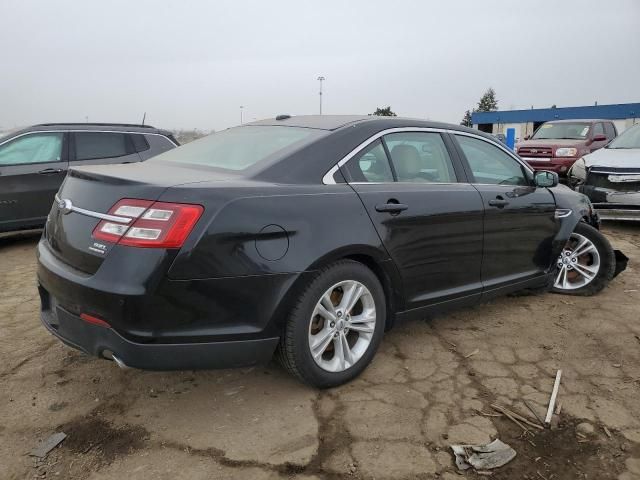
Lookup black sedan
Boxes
[37,115,624,387]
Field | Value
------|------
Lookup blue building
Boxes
[471,102,639,141]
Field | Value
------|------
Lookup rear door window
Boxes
[73,132,131,161]
[0,133,64,166]
[384,132,456,183]
[344,140,394,182]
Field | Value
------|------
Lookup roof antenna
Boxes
[141,112,146,126]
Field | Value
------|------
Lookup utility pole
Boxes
[317,76,325,115]
[240,105,244,125]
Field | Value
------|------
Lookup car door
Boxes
[452,133,558,293]
[0,131,68,233]
[342,131,484,311]
[70,131,142,166]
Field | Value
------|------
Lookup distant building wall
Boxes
[472,102,639,140]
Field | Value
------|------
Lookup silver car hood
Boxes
[584,148,640,169]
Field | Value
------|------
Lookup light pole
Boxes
[317,76,325,115]
[240,106,244,125]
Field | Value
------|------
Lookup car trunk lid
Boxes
[45,162,234,274]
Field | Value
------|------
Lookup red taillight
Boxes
[92,199,203,248]
[80,313,111,328]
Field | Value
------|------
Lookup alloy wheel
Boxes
[308,280,376,372]
[554,232,601,290]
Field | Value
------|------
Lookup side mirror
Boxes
[593,134,607,142]
[534,170,559,188]
[524,135,531,140]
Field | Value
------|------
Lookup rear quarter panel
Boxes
[162,183,392,279]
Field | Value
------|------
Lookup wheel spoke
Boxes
[573,263,597,280]
[316,302,336,322]
[574,242,596,257]
[559,265,570,289]
[311,328,335,359]
[340,283,363,314]
[555,265,566,288]
[338,332,353,368]
[571,237,588,255]
[347,323,375,334]
[319,293,337,320]
[348,311,375,324]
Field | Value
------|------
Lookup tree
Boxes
[460,109,473,127]
[476,88,498,112]
[371,106,397,117]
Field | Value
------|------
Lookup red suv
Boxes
[516,119,617,175]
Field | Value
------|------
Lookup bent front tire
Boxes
[551,222,616,296]
[276,260,386,388]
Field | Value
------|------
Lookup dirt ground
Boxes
[1,223,639,480]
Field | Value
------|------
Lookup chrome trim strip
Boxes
[322,127,533,185]
[54,194,132,224]
[0,130,177,148]
[554,208,573,219]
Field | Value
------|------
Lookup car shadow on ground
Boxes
[0,229,42,248]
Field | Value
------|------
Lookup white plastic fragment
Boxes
[451,438,516,471]
[30,432,67,458]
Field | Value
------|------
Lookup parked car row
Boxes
[516,119,617,175]
[34,115,626,387]
[513,119,639,222]
[0,123,178,233]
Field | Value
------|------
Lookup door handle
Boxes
[375,202,408,213]
[488,197,509,208]
[38,168,64,175]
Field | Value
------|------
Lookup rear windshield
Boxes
[532,122,591,140]
[151,125,325,171]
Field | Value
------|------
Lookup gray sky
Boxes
[1,0,639,131]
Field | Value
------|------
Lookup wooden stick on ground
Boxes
[523,399,545,427]
[491,404,544,431]
[545,370,563,427]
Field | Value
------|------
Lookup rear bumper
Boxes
[40,290,279,369]
[36,238,306,370]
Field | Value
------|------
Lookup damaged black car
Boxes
[37,116,627,387]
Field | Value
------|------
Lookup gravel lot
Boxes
[1,224,639,480]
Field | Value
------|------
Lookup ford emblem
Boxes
[58,199,73,215]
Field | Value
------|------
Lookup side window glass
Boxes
[131,134,150,152]
[593,123,605,136]
[344,139,394,183]
[456,135,528,186]
[74,132,129,161]
[384,132,456,183]
[0,133,63,166]
[604,123,616,139]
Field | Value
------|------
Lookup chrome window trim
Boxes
[0,130,178,148]
[54,194,132,224]
[322,127,533,185]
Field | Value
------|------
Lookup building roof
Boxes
[472,102,640,125]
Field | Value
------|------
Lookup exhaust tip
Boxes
[102,350,129,370]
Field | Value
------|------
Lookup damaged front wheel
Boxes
[551,222,616,296]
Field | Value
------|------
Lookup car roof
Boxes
[245,114,491,137]
[6,123,172,136]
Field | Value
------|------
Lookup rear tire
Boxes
[276,260,386,388]
[551,222,615,296]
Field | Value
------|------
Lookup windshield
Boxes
[151,125,325,171]
[607,124,640,149]
[532,122,590,140]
